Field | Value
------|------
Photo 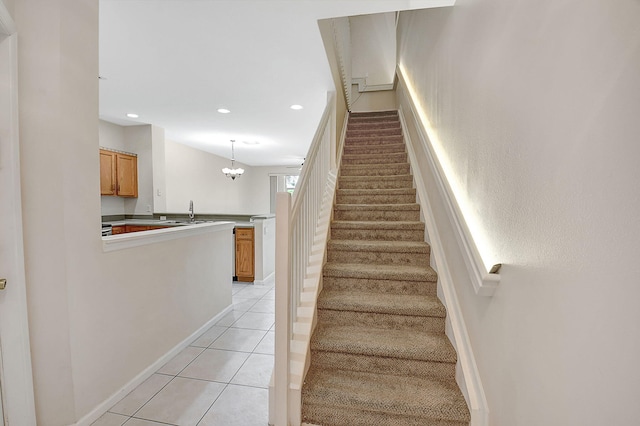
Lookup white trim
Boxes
[254,271,274,285]
[352,77,394,92]
[102,221,234,252]
[399,102,489,426]
[73,304,233,426]
[396,68,499,296]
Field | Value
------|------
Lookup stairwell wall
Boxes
[397,2,640,426]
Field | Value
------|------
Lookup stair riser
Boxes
[346,129,402,139]
[340,164,410,176]
[346,134,404,145]
[322,277,437,296]
[336,194,416,204]
[350,111,398,118]
[348,122,400,131]
[309,351,455,381]
[316,309,444,333]
[334,209,420,221]
[331,228,424,241]
[344,144,406,155]
[339,178,413,190]
[302,404,468,426]
[327,249,429,267]
[342,154,407,165]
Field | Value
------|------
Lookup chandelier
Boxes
[221,140,244,180]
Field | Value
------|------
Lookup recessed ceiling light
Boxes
[217,108,231,114]
[290,104,303,110]
[242,140,260,145]
[126,113,139,118]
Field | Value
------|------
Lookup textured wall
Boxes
[397,1,640,425]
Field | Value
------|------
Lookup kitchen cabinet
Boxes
[110,224,170,235]
[100,149,138,197]
[112,225,126,235]
[235,227,255,282]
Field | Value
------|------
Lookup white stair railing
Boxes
[271,92,343,426]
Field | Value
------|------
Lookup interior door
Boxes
[0,2,37,424]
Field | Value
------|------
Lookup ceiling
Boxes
[99,0,451,166]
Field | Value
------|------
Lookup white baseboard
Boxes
[398,96,489,426]
[254,271,275,285]
[73,304,233,426]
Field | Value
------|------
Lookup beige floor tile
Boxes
[231,312,274,330]
[234,286,271,299]
[248,298,275,314]
[232,297,259,312]
[215,310,246,327]
[198,384,268,426]
[91,412,128,426]
[134,377,225,426]
[157,346,204,375]
[109,374,172,416]
[261,289,276,300]
[230,353,274,388]
[191,325,227,348]
[254,331,274,355]
[122,418,168,426]
[209,328,267,352]
[179,349,249,382]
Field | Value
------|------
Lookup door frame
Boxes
[0,1,37,424]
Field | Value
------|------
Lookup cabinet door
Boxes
[111,225,126,235]
[235,228,255,282]
[99,150,116,195]
[116,154,138,197]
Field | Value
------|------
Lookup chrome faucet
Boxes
[188,200,195,222]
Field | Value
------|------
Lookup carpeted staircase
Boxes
[301,111,471,426]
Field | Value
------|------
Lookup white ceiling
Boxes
[99,0,451,166]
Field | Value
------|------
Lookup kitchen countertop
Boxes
[103,219,254,228]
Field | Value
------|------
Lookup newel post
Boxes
[274,191,292,426]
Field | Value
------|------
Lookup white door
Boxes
[0,2,37,424]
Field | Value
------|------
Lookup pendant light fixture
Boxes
[222,139,244,180]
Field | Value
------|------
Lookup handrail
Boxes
[272,92,339,426]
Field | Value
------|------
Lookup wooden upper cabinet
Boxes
[100,149,138,197]
[100,150,117,195]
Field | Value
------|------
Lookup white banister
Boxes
[272,92,343,425]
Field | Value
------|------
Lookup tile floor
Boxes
[92,281,275,426]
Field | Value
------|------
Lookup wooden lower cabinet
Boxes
[235,227,255,282]
[111,225,170,234]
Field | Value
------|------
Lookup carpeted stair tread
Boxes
[348,121,401,131]
[323,262,437,282]
[338,175,413,190]
[318,290,445,318]
[342,152,407,165]
[344,143,406,155]
[302,404,468,426]
[311,325,456,363]
[331,220,424,230]
[340,163,410,176]
[302,368,470,423]
[328,239,429,254]
[337,188,415,196]
[334,203,420,212]
[344,134,405,145]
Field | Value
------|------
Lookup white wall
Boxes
[397,2,640,425]
[99,120,125,215]
[17,1,232,424]
[350,12,396,87]
[164,140,287,215]
[122,125,154,216]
